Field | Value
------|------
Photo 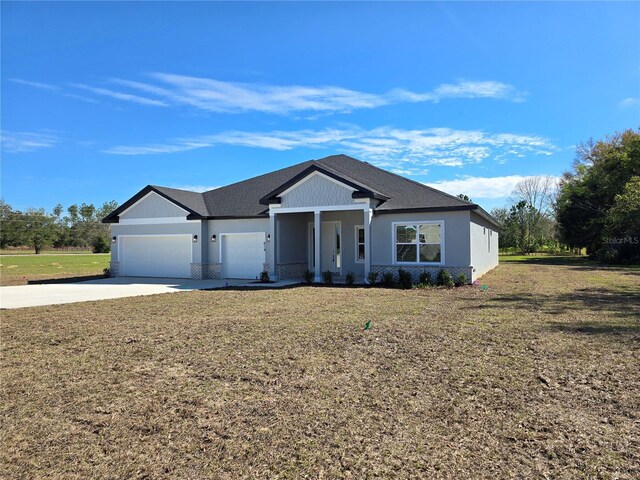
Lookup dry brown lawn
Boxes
[1,261,639,479]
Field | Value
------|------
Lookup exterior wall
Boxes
[120,192,188,219]
[280,174,355,208]
[320,210,366,278]
[370,210,471,266]
[368,210,472,283]
[109,220,203,278]
[470,212,499,280]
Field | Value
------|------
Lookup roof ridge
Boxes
[152,185,205,195]
[338,156,475,207]
[204,159,316,194]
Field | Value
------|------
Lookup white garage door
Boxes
[120,235,191,278]
[222,233,266,279]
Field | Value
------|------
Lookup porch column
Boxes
[314,210,321,282]
[364,207,372,282]
[269,212,277,279]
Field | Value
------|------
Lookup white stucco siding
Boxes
[120,192,188,219]
[470,212,499,280]
[280,173,355,208]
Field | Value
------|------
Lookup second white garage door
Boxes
[120,235,192,278]
[221,233,266,279]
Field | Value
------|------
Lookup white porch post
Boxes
[364,207,372,282]
[269,211,277,279]
[314,210,321,282]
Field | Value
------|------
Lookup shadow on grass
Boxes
[485,287,640,321]
[547,321,640,336]
[27,274,107,285]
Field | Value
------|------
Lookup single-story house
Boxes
[103,154,499,283]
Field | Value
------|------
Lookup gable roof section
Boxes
[258,164,389,205]
[102,185,208,223]
[103,154,499,227]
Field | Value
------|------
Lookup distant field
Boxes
[0,249,93,255]
[499,254,640,270]
[0,254,110,286]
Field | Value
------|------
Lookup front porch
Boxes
[268,206,372,283]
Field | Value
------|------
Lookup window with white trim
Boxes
[355,226,365,262]
[395,223,442,263]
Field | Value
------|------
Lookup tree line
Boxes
[488,128,639,263]
[0,200,118,254]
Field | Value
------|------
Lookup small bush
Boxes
[103,267,111,278]
[418,271,433,286]
[367,271,379,285]
[382,271,394,288]
[92,235,111,254]
[259,271,270,283]
[303,269,314,284]
[322,270,333,285]
[437,268,454,288]
[397,268,412,289]
[345,271,355,286]
[455,273,468,287]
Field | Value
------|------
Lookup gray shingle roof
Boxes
[105,154,496,225]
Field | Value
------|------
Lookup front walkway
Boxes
[0,277,299,309]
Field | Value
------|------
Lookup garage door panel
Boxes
[222,234,265,279]
[121,235,191,278]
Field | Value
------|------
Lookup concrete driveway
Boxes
[0,277,248,309]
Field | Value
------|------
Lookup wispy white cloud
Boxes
[10,78,98,103]
[390,80,526,103]
[1,130,59,153]
[62,93,100,104]
[98,74,526,114]
[426,174,561,199]
[104,126,556,170]
[10,74,527,114]
[9,78,59,91]
[619,97,639,108]
[70,84,169,107]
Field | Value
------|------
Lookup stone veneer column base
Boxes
[109,261,119,277]
[370,265,473,284]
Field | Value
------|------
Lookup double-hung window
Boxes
[355,226,365,262]
[394,222,443,264]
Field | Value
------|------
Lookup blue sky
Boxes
[2,1,639,213]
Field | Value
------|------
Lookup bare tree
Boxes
[510,176,558,217]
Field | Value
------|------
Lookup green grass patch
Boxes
[0,249,93,255]
[0,254,109,285]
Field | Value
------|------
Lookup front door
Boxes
[308,221,342,274]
